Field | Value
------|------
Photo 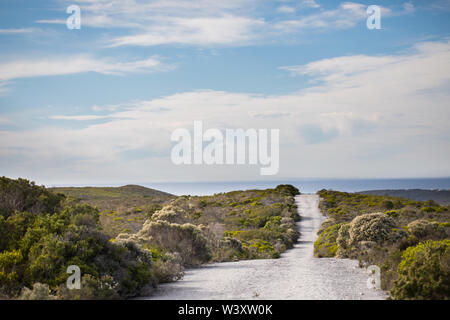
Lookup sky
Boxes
[0,0,449,185]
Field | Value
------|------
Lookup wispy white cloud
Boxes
[0,116,14,125]
[273,2,391,33]
[51,115,108,121]
[277,6,296,14]
[0,55,169,82]
[300,0,321,9]
[109,15,264,47]
[0,28,39,34]
[35,19,66,25]
[403,2,416,14]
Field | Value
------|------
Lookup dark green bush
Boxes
[0,177,156,299]
[392,240,450,300]
[274,185,300,197]
[314,223,345,257]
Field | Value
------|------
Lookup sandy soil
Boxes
[142,194,387,300]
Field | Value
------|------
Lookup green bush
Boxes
[385,210,399,217]
[381,200,394,210]
[247,240,278,259]
[314,223,345,257]
[58,274,119,300]
[392,240,450,300]
[274,185,300,197]
[0,177,65,218]
[336,223,351,257]
[0,177,156,299]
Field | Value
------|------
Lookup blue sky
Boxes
[0,0,449,185]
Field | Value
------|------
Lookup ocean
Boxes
[144,177,450,196]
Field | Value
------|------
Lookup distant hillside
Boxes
[359,189,450,205]
[50,184,174,199]
[50,185,176,236]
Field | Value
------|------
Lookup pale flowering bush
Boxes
[336,223,350,257]
[58,274,119,300]
[152,252,184,283]
[407,219,445,240]
[348,212,396,246]
[19,283,57,300]
[119,219,212,267]
[150,205,188,224]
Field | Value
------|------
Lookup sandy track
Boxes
[143,194,386,300]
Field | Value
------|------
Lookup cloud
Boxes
[34,1,396,47]
[0,116,14,125]
[1,40,449,182]
[277,6,296,14]
[403,2,416,14]
[430,0,450,11]
[0,28,39,34]
[51,115,109,121]
[0,55,166,81]
[300,0,321,9]
[35,19,66,25]
[272,2,390,33]
[300,124,339,144]
[109,15,264,47]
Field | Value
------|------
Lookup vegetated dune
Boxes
[49,185,176,236]
[50,185,174,199]
[359,189,450,205]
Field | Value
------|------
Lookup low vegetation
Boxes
[0,177,301,299]
[0,177,158,300]
[50,185,175,237]
[315,189,450,299]
[117,184,301,268]
[359,189,450,205]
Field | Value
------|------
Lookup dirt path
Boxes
[143,194,386,300]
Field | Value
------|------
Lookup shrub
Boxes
[348,213,396,246]
[0,177,157,299]
[128,220,212,266]
[19,282,57,300]
[274,185,300,197]
[0,177,65,218]
[385,210,399,217]
[314,223,345,257]
[58,274,119,300]
[152,251,184,283]
[421,207,436,213]
[387,228,409,243]
[336,223,351,257]
[392,240,450,300]
[407,220,445,240]
[247,240,278,259]
[381,200,394,210]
